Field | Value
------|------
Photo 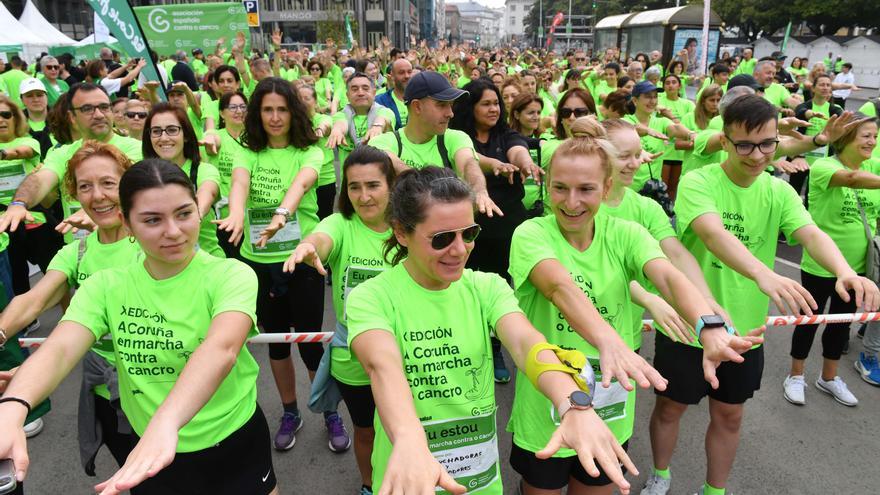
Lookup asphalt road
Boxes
[12,241,880,495]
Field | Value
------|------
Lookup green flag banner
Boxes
[87,0,166,99]
[132,2,251,58]
[781,21,792,53]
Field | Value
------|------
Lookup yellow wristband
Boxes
[524,342,592,393]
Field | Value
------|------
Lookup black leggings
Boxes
[94,395,134,469]
[245,259,325,369]
[790,270,857,361]
[6,223,64,295]
[317,183,337,221]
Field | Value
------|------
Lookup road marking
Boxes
[775,257,801,270]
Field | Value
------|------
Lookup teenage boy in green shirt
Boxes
[642,94,880,495]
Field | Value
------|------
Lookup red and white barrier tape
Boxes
[15,312,880,349]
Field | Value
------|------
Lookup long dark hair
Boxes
[218,90,247,130]
[384,167,474,266]
[450,78,508,140]
[141,103,201,179]
[338,145,396,219]
[242,77,317,151]
[120,158,197,220]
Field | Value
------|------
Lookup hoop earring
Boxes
[129,235,136,244]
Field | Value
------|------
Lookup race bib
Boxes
[0,162,26,203]
[593,379,629,422]
[423,411,499,493]
[342,265,384,317]
[247,207,301,254]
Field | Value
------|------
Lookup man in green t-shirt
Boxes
[0,57,31,108]
[643,94,879,495]
[732,48,756,77]
[0,83,143,233]
[328,72,395,153]
[753,60,801,114]
[375,59,413,130]
[190,48,209,78]
[370,71,501,217]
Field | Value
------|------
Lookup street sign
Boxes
[243,0,260,28]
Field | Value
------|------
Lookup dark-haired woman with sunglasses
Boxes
[539,88,597,172]
[346,165,639,495]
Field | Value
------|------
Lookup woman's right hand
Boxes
[0,205,34,233]
[0,367,19,393]
[0,403,30,484]
[211,212,245,246]
[282,242,326,275]
[55,209,97,236]
[642,294,695,344]
[378,434,465,495]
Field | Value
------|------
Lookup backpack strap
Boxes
[437,134,452,170]
[394,129,403,158]
[73,236,88,288]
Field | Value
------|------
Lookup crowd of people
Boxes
[0,32,877,495]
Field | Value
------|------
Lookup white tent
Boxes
[75,34,119,46]
[0,1,48,60]
[19,0,76,46]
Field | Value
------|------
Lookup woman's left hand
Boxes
[597,336,667,391]
[55,209,97,236]
[537,408,637,495]
[94,419,178,494]
[256,214,287,248]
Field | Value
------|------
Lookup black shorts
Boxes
[510,439,629,489]
[131,404,276,495]
[653,331,764,405]
[337,381,375,428]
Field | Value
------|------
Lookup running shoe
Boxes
[783,375,806,405]
[855,352,880,386]
[359,486,373,495]
[641,473,672,495]
[22,319,40,337]
[815,376,858,406]
[842,338,850,355]
[493,346,510,383]
[325,412,352,452]
[274,411,303,450]
[857,323,866,339]
[23,417,44,438]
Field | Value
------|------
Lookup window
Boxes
[510,17,515,26]
[511,4,516,11]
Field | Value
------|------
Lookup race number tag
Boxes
[423,411,499,493]
[0,163,25,202]
[248,207,301,253]
[342,265,384,316]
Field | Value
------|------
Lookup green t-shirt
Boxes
[315,78,333,110]
[601,188,676,348]
[538,89,557,118]
[61,250,260,452]
[675,164,813,337]
[347,265,520,495]
[330,106,396,169]
[507,213,664,451]
[762,83,791,109]
[235,145,323,263]
[36,75,69,108]
[1,69,30,107]
[46,232,142,398]
[456,76,472,89]
[0,136,42,223]
[200,94,219,130]
[591,79,615,106]
[44,135,143,222]
[803,100,834,164]
[281,66,301,82]
[657,95,695,162]
[314,213,391,385]
[181,159,224,258]
[682,115,724,177]
[312,113,336,186]
[389,90,409,127]
[214,128,246,218]
[370,128,475,171]
[802,157,880,277]
[623,113,672,191]
[733,58,756,77]
[859,101,877,118]
[191,58,208,78]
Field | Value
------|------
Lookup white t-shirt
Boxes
[832,72,855,99]
[138,65,169,89]
[99,77,122,96]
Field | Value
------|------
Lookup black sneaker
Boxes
[858,323,866,339]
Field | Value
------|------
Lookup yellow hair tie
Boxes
[524,342,594,393]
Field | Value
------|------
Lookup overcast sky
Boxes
[450,0,509,10]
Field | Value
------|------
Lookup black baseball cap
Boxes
[403,71,468,105]
[632,80,663,97]
[727,74,762,91]
[770,51,787,61]
[192,48,203,55]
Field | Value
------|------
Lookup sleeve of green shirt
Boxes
[674,170,717,234]
[368,132,395,155]
[234,148,257,172]
[473,271,524,328]
[208,260,258,324]
[444,130,476,166]
[300,145,325,174]
[195,162,222,188]
[619,219,668,280]
[639,195,676,241]
[42,143,73,179]
[45,239,79,287]
[807,157,837,193]
[508,218,559,292]
[61,270,111,341]
[346,277,394,345]
[692,128,718,158]
[313,213,344,266]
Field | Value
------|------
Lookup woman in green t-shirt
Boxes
[307,60,334,114]
[790,74,845,198]
[0,141,140,473]
[786,117,880,407]
[507,130,762,495]
[509,93,546,210]
[210,90,248,258]
[0,159,278,495]
[215,77,348,454]
[285,145,396,494]
[297,84,337,220]
[347,166,645,495]
[141,103,224,258]
[657,74,696,199]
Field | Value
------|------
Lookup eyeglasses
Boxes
[575,57,586,62]
[149,125,182,138]
[724,135,780,156]
[226,104,247,113]
[428,224,481,250]
[125,111,148,119]
[309,67,321,72]
[0,111,13,119]
[559,107,591,119]
[44,65,59,70]
[72,103,112,115]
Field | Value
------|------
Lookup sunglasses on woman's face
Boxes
[125,112,148,119]
[0,111,13,119]
[428,224,481,250]
[559,107,590,119]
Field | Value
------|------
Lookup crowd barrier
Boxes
[14,312,880,349]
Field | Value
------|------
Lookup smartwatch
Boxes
[556,390,593,419]
[694,314,729,339]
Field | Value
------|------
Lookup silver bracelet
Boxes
[0,328,7,347]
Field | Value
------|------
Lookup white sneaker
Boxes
[815,376,858,406]
[23,417,44,438]
[783,375,806,405]
[22,319,40,336]
[641,474,671,495]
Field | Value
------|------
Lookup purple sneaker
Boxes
[274,412,303,451]
[325,413,352,452]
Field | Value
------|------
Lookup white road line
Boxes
[775,257,801,270]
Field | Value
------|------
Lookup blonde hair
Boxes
[695,84,723,130]
[549,116,617,182]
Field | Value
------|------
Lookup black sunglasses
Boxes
[559,107,591,119]
[429,224,481,250]
[0,111,13,119]
[125,111,148,119]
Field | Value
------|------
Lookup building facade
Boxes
[445,4,461,44]
[503,0,534,43]
[448,1,504,48]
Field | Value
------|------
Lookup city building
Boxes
[503,0,534,44]
[445,4,462,44]
[419,0,446,45]
[448,0,504,47]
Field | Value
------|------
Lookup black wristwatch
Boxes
[695,314,727,338]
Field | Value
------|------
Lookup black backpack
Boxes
[393,130,452,169]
